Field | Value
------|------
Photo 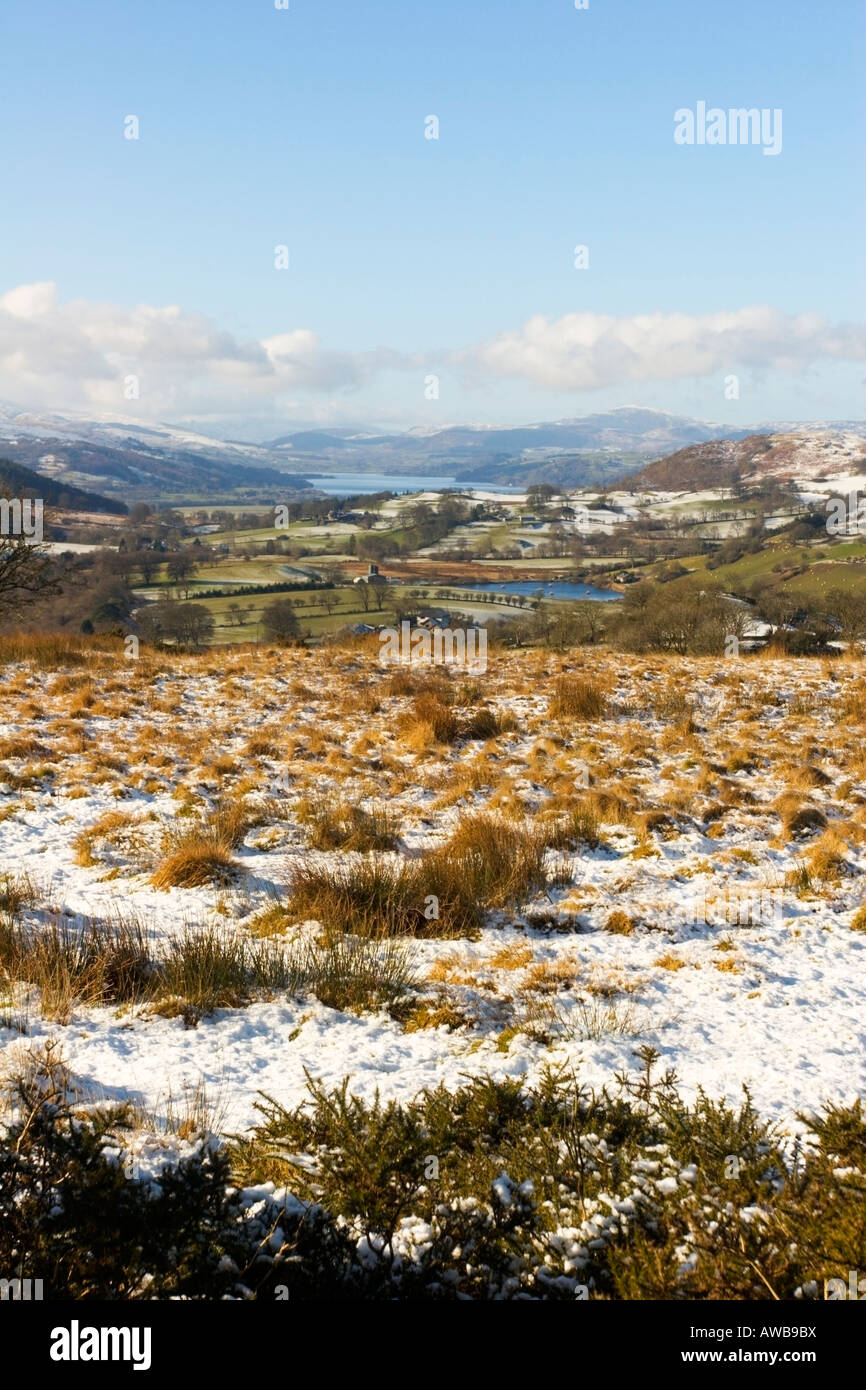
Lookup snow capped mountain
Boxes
[0,404,276,464]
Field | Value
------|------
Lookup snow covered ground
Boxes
[1,644,864,1144]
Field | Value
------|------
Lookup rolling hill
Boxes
[0,457,127,515]
[619,430,866,492]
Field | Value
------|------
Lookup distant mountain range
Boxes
[0,405,312,502]
[0,404,864,499]
[266,408,759,485]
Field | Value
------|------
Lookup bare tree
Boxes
[369,575,388,611]
[166,551,196,597]
[0,538,60,622]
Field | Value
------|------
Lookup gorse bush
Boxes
[232,1054,866,1301]
[3,1048,863,1300]
[0,1045,249,1299]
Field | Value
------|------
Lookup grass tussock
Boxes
[151,836,238,890]
[286,855,481,940]
[72,810,143,867]
[775,794,828,840]
[439,813,547,910]
[149,803,261,889]
[0,632,108,669]
[0,871,38,919]
[303,934,415,1014]
[604,910,636,936]
[297,796,400,852]
[549,675,607,721]
[286,812,547,938]
[157,925,303,1018]
[0,912,153,1022]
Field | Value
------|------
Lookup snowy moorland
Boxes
[1,638,865,1300]
[1,639,863,1157]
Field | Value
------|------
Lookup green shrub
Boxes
[232,1056,866,1300]
[4,1048,863,1301]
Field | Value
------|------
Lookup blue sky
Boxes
[0,0,863,433]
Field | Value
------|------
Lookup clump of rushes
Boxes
[286,855,481,940]
[0,871,38,919]
[0,912,154,1022]
[157,925,304,1017]
[298,796,400,852]
[541,799,602,850]
[437,813,547,909]
[548,675,607,721]
[285,812,547,938]
[303,934,415,1014]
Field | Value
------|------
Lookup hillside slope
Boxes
[0,456,127,514]
[620,430,866,492]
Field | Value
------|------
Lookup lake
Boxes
[307,472,457,496]
[306,472,525,497]
[452,579,620,602]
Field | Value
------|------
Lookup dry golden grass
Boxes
[0,734,50,759]
[604,910,635,936]
[150,815,240,889]
[654,952,686,971]
[548,675,607,721]
[774,793,828,839]
[488,943,534,971]
[426,953,480,986]
[71,810,143,867]
[806,831,849,882]
[399,998,469,1032]
[524,957,580,993]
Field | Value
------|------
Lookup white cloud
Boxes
[0,283,383,415]
[0,284,863,419]
[448,307,866,391]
